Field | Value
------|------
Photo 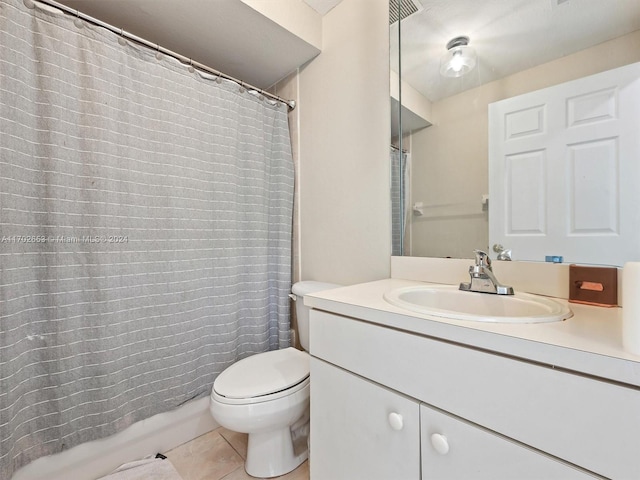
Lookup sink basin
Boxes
[383,284,572,323]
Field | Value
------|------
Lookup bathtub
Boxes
[11,397,218,480]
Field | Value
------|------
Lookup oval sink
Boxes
[383,284,572,323]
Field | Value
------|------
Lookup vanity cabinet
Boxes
[309,309,640,479]
[311,357,593,480]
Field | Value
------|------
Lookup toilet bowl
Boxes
[209,281,340,478]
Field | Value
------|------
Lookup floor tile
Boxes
[166,430,244,480]
[218,427,249,459]
[280,461,309,480]
[166,427,308,480]
[220,461,308,480]
[219,467,254,480]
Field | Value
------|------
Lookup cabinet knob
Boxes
[430,433,449,455]
[388,412,404,431]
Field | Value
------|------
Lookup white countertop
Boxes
[305,278,640,388]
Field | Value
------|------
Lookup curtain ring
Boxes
[74,9,84,28]
[239,81,246,93]
[118,29,127,46]
[155,44,163,61]
[188,58,195,73]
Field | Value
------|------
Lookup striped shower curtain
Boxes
[390,147,410,256]
[0,0,294,477]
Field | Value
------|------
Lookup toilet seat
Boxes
[212,347,310,405]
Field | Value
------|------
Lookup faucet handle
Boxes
[473,250,492,269]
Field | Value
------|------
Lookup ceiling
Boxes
[302,0,343,15]
[392,0,640,102]
[57,0,322,89]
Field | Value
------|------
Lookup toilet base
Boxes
[245,426,308,478]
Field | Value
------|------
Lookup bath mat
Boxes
[98,457,183,480]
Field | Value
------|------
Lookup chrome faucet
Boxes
[459,250,514,295]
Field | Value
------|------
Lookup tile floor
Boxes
[165,427,309,480]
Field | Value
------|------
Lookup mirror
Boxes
[390,0,640,265]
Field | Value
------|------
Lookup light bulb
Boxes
[440,42,477,78]
[450,50,464,72]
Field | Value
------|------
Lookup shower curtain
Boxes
[0,1,294,478]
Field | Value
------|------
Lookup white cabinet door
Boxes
[489,61,640,265]
[310,357,420,480]
[421,405,598,480]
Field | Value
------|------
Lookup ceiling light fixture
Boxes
[439,36,477,78]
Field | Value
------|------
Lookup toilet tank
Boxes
[291,281,341,352]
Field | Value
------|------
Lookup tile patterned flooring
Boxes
[165,427,309,480]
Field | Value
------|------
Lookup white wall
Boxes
[390,70,432,123]
[298,0,391,285]
[240,0,322,51]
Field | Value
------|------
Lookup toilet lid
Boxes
[213,347,310,399]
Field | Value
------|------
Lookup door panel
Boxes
[489,62,640,265]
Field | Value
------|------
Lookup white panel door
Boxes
[489,62,640,265]
[310,357,420,480]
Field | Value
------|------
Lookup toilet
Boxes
[209,281,340,478]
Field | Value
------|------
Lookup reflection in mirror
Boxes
[390,0,406,255]
[390,0,640,266]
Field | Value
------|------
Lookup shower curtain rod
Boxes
[390,144,407,153]
[27,0,297,110]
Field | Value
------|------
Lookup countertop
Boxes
[304,278,640,388]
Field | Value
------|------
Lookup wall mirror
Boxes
[390,0,640,266]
